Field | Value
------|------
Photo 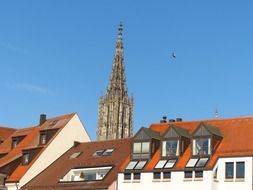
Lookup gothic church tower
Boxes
[96,23,134,141]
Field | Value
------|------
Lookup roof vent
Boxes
[160,116,167,123]
[73,141,80,147]
[176,118,183,122]
[39,114,47,126]
[169,119,175,122]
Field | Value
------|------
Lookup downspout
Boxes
[15,182,18,190]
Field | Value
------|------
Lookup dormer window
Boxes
[11,136,25,149]
[22,152,30,165]
[192,123,222,157]
[131,127,160,162]
[162,140,179,157]
[161,125,190,158]
[40,132,47,145]
[12,139,18,148]
[133,142,150,160]
[193,138,210,155]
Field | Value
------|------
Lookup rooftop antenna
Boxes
[214,107,219,118]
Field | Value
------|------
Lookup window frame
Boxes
[124,173,131,180]
[236,162,245,179]
[163,171,171,179]
[195,170,203,178]
[162,139,179,158]
[40,131,47,145]
[225,162,234,179]
[192,137,211,156]
[184,171,193,178]
[153,172,161,179]
[133,172,141,180]
[22,152,30,165]
[132,141,150,160]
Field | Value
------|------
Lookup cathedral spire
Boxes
[97,23,134,141]
[107,22,127,96]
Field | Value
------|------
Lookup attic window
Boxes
[155,159,177,169]
[103,149,114,156]
[12,136,25,149]
[93,149,114,156]
[193,138,210,156]
[132,142,150,160]
[125,160,147,170]
[49,120,58,126]
[186,158,209,168]
[93,150,104,156]
[22,152,30,165]
[162,140,179,157]
[40,132,47,145]
[69,152,82,159]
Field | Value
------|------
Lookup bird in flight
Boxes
[171,52,176,59]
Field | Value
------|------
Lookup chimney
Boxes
[160,116,167,123]
[39,114,47,126]
[169,119,175,123]
[176,118,183,122]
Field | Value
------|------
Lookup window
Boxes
[49,120,58,126]
[195,158,209,167]
[40,133,47,145]
[236,162,245,178]
[125,161,138,170]
[193,138,210,155]
[195,171,203,178]
[93,149,114,156]
[186,158,199,168]
[93,150,104,156]
[125,161,147,170]
[103,149,114,156]
[163,171,171,179]
[184,171,193,178]
[155,159,176,169]
[162,140,179,157]
[225,162,234,179]
[134,161,147,170]
[124,173,131,180]
[133,173,141,180]
[69,152,82,159]
[22,153,30,165]
[164,159,176,168]
[153,172,161,179]
[133,142,150,159]
[12,139,18,148]
[59,166,112,182]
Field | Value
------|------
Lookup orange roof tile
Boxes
[0,113,75,183]
[123,116,253,172]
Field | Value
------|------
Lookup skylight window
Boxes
[164,159,176,168]
[195,158,209,167]
[154,159,177,169]
[93,149,114,156]
[125,160,147,170]
[155,160,167,169]
[186,158,199,168]
[69,152,82,159]
[49,120,58,126]
[125,161,138,170]
[103,149,114,156]
[186,158,209,168]
[93,150,104,156]
[134,161,147,170]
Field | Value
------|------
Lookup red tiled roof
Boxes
[121,116,253,172]
[0,127,16,142]
[0,113,75,182]
[22,138,132,190]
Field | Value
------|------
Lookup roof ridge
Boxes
[151,115,253,126]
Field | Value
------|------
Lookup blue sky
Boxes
[0,1,252,139]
